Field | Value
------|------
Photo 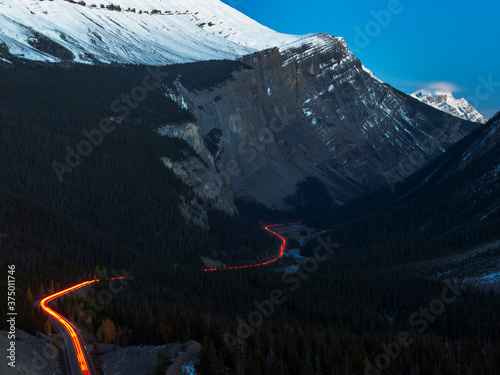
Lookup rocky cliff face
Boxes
[157,122,236,227]
[163,34,480,209]
[1,1,484,215]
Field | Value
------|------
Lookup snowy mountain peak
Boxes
[411,90,487,124]
[0,0,304,64]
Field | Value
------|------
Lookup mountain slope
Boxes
[0,63,279,264]
[0,0,484,215]
[411,90,487,124]
[161,34,480,209]
[301,113,500,280]
[0,0,305,64]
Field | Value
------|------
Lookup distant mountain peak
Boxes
[411,90,487,124]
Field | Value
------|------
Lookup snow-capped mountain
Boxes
[0,0,485,211]
[411,90,487,124]
[0,0,307,64]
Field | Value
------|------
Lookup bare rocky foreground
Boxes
[0,329,62,375]
[99,340,200,375]
[1,329,200,375]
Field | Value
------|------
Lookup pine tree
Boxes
[44,319,52,337]
[26,287,33,304]
[38,284,44,298]
[104,319,116,343]
[200,337,218,375]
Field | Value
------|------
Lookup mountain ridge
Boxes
[0,0,307,64]
[0,0,486,216]
[160,33,480,209]
[411,90,487,124]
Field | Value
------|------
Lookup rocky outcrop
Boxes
[171,34,479,209]
[411,91,487,124]
[157,123,236,227]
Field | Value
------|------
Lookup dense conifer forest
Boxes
[1,62,499,374]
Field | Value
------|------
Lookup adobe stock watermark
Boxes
[180,112,296,225]
[380,110,455,192]
[22,335,61,375]
[465,74,500,112]
[381,73,498,192]
[364,279,467,374]
[52,67,170,183]
[219,114,292,186]
[25,270,130,374]
[223,235,340,353]
[350,0,405,55]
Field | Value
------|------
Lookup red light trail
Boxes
[39,222,300,372]
[39,277,125,375]
[204,222,302,271]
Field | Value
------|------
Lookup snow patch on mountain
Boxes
[411,90,487,124]
[280,34,352,68]
[0,0,304,64]
[361,63,383,84]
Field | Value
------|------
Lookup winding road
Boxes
[39,278,124,375]
[204,222,301,271]
[38,223,297,374]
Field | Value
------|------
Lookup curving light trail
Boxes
[40,223,300,372]
[40,222,300,369]
[204,222,302,271]
[39,277,125,375]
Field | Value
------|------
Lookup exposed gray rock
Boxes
[156,124,236,227]
[170,34,479,209]
[0,329,62,375]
